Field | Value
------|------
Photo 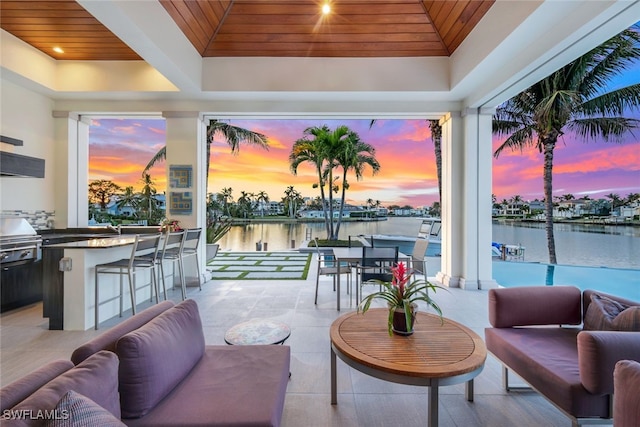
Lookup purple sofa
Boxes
[614,359,640,427]
[485,286,640,427]
[1,299,291,427]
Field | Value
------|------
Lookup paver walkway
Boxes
[207,251,312,280]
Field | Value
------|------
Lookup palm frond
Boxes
[142,146,166,175]
[566,117,640,141]
[578,84,640,117]
[208,121,269,154]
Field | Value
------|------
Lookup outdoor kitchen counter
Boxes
[45,236,137,249]
[43,236,142,331]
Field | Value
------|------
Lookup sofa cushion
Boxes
[116,299,205,419]
[0,360,74,412]
[71,300,175,365]
[44,391,125,427]
[583,293,627,331]
[10,351,121,426]
[488,286,582,328]
[582,290,638,317]
[612,307,640,331]
[123,345,291,427]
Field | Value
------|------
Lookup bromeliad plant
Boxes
[357,262,445,336]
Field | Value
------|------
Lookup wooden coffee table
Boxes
[330,308,487,427]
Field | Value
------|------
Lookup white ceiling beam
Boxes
[77,0,202,93]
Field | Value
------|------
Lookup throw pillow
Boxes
[583,293,628,331]
[612,306,640,331]
[44,390,125,427]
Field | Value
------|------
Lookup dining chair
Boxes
[357,246,399,305]
[180,228,203,292]
[313,238,352,306]
[410,238,429,280]
[94,233,162,330]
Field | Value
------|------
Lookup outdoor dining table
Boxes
[331,247,408,311]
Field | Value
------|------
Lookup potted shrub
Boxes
[358,262,445,336]
[206,215,233,262]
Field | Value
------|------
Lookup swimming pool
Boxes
[492,261,640,301]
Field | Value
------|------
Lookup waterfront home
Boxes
[1,3,638,423]
[2,1,635,293]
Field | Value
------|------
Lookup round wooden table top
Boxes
[330,308,487,380]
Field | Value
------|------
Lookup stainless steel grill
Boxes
[0,218,42,265]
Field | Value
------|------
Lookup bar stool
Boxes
[94,233,161,330]
[181,228,202,291]
[157,229,186,300]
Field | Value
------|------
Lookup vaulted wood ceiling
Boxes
[1,0,494,60]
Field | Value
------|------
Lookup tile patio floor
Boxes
[0,253,612,427]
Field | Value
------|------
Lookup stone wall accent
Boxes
[1,210,55,230]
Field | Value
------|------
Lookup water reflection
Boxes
[217,217,640,270]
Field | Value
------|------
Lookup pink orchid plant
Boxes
[357,261,445,336]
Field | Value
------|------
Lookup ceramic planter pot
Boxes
[206,243,219,262]
[391,303,417,336]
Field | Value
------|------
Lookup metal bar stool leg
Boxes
[95,269,100,330]
[193,252,202,291]
[119,270,124,317]
[178,257,186,300]
[128,270,137,316]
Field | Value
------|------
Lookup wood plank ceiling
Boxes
[1,0,494,60]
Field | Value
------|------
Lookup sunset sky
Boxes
[88,60,640,208]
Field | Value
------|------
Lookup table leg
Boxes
[336,259,341,311]
[331,347,337,404]
[428,381,439,427]
[465,379,474,401]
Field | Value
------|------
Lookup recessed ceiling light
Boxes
[322,3,330,15]
[53,47,64,54]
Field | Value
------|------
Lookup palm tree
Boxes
[290,125,379,240]
[493,26,640,264]
[116,186,139,217]
[606,193,623,213]
[429,120,443,201]
[143,120,269,194]
[318,125,352,239]
[289,126,332,237]
[219,187,233,216]
[626,192,640,205]
[236,191,253,218]
[255,190,269,217]
[138,173,160,222]
[283,186,301,218]
[333,130,380,238]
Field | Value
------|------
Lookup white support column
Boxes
[476,108,499,290]
[52,111,88,228]
[437,112,463,288]
[460,109,479,290]
[162,111,206,282]
[436,109,498,290]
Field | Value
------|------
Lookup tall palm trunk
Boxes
[316,168,330,238]
[542,137,558,264]
[430,120,443,202]
[206,140,211,194]
[334,169,349,238]
[327,168,335,239]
